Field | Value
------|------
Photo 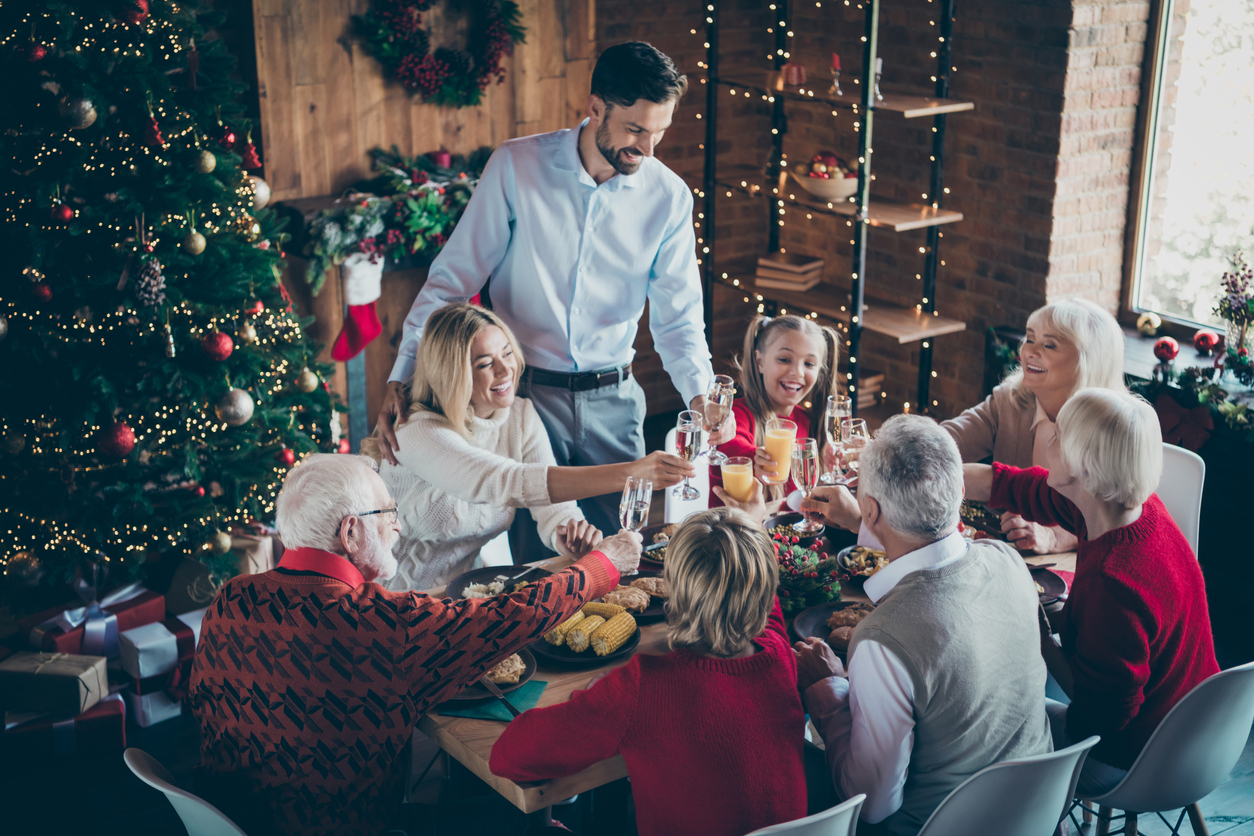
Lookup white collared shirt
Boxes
[804,531,969,824]
[1029,400,1058,469]
[388,121,713,407]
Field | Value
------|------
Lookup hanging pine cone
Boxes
[134,259,166,308]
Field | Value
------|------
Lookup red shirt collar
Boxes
[278,547,365,588]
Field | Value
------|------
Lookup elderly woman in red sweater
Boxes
[964,388,1218,794]
[490,507,807,835]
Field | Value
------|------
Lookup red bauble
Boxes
[1153,336,1180,362]
[1193,329,1221,356]
[144,116,164,146]
[118,0,149,25]
[337,438,351,454]
[98,421,136,459]
[219,126,237,148]
[26,44,47,62]
[201,331,234,361]
[277,448,296,466]
[31,281,52,302]
[246,300,265,315]
[195,486,206,497]
[51,203,74,223]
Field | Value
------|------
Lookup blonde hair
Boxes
[735,315,841,498]
[1004,299,1125,408]
[662,508,779,657]
[1056,388,1162,510]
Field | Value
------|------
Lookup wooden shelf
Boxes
[715,165,963,232]
[734,275,967,344]
[716,71,975,118]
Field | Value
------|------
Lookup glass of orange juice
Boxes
[763,418,797,484]
[721,456,755,503]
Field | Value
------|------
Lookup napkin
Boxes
[437,680,548,722]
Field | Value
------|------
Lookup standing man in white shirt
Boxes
[794,416,1051,835]
[374,42,730,536]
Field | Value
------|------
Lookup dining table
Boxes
[415,545,1078,815]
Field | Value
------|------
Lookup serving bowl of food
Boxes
[790,151,859,201]
[765,512,827,550]
[834,545,889,587]
[445,566,554,600]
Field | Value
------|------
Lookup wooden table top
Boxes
[417,546,1078,814]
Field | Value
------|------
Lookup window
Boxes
[1127,0,1254,329]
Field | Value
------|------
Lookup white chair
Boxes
[1157,443,1205,556]
[124,748,249,835]
[663,426,711,524]
[914,736,1100,836]
[1079,661,1254,836]
[745,794,865,835]
[478,529,513,567]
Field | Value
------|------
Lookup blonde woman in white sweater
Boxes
[367,304,694,591]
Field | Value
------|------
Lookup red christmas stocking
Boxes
[331,253,384,361]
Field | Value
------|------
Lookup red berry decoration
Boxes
[219,126,237,148]
[246,300,265,315]
[51,203,74,223]
[201,331,234,362]
[98,421,136,459]
[1193,329,1222,356]
[26,43,47,62]
[1153,336,1180,363]
[31,281,52,302]
[195,486,206,497]
[277,448,296,466]
[144,116,164,146]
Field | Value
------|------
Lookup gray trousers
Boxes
[518,367,647,539]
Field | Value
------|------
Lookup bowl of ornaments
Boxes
[791,151,859,201]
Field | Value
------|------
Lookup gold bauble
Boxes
[5,433,25,455]
[209,531,233,554]
[296,368,320,393]
[236,322,257,345]
[195,150,217,174]
[4,550,43,585]
[182,230,206,255]
[214,388,255,426]
[1136,311,1163,337]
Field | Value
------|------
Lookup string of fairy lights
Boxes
[687,0,960,413]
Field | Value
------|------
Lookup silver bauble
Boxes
[295,368,320,393]
[4,551,44,586]
[249,176,271,210]
[214,388,255,426]
[195,150,217,174]
[0,314,7,341]
[59,95,97,129]
[182,230,206,255]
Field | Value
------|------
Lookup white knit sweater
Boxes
[379,397,585,591]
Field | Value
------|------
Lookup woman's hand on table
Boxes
[595,530,643,575]
[793,637,847,690]
[1000,513,1060,554]
[626,451,695,489]
[801,486,861,532]
[556,519,603,555]
[373,381,409,466]
[754,448,782,483]
[712,479,767,523]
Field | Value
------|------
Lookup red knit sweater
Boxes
[710,400,812,507]
[490,599,807,836]
[990,464,1218,769]
[188,550,618,836]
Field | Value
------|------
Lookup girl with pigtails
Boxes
[709,314,841,514]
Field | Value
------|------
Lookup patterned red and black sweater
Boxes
[188,548,618,836]
[490,599,807,836]
[991,464,1219,769]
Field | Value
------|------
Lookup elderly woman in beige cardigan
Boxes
[365,304,694,590]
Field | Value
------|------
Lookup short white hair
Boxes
[275,454,381,553]
[1006,298,1126,405]
[1057,389,1162,510]
[859,414,964,541]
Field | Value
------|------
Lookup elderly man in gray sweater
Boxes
[795,415,1052,836]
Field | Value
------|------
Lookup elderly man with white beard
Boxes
[188,453,640,836]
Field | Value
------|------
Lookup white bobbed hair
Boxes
[1056,388,1162,510]
[859,414,964,541]
[275,454,381,553]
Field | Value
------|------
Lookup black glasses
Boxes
[334,505,399,536]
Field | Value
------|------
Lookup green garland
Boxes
[1131,363,1254,441]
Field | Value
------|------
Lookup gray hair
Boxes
[275,454,381,553]
[859,414,963,541]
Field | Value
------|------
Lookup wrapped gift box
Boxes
[0,652,108,716]
[2,694,125,761]
[234,532,278,576]
[17,584,165,656]
[123,685,183,728]
[119,609,206,681]
[163,559,223,616]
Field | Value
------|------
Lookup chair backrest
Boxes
[915,736,1099,836]
[123,748,249,836]
[1156,443,1205,556]
[744,794,866,836]
[1083,661,1254,812]
[663,426,710,524]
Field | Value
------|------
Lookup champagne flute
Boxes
[791,438,823,533]
[674,410,703,500]
[619,476,652,532]
[840,418,870,486]
[703,380,734,465]
[821,395,852,484]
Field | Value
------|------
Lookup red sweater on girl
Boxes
[990,464,1218,769]
[490,600,808,836]
[710,400,812,508]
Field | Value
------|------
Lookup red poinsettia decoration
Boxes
[1154,391,1214,452]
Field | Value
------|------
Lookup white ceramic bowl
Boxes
[791,171,859,201]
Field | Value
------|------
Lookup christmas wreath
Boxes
[354,0,525,109]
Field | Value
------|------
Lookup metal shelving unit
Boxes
[701,0,969,415]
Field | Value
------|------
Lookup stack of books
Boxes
[755,252,824,291]
[856,369,885,410]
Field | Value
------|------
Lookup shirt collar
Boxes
[1030,399,1052,432]
[863,530,968,603]
[279,547,365,588]
[555,118,642,190]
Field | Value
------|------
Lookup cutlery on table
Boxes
[478,676,522,718]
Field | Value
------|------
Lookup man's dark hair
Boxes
[590,42,688,109]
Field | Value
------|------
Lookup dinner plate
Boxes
[1032,567,1067,604]
[444,566,554,600]
[790,600,877,660]
[447,647,537,702]
[959,500,1007,540]
[530,626,642,666]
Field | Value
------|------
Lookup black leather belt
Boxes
[528,364,632,392]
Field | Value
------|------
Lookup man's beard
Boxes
[596,119,642,176]
[358,524,398,583]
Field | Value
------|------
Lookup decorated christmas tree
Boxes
[0,0,339,586]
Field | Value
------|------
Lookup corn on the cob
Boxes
[565,615,605,653]
[544,610,585,646]
[580,601,626,620]
[591,611,638,656]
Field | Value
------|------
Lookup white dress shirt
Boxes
[804,531,969,824]
[388,121,713,406]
